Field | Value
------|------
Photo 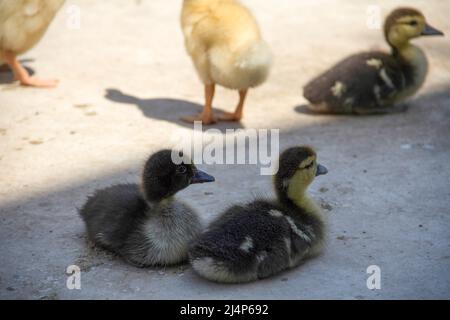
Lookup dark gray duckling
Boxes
[189,146,328,283]
[79,149,215,267]
[303,7,444,115]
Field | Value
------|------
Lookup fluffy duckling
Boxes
[79,150,215,267]
[181,0,272,124]
[303,7,444,114]
[189,146,328,283]
[0,0,65,87]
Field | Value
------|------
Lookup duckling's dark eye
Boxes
[304,162,314,169]
[409,20,418,26]
[177,166,187,174]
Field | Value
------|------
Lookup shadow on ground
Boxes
[294,86,450,116]
[105,88,245,131]
[1,86,450,299]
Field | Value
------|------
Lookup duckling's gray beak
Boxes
[422,23,444,36]
[316,164,328,177]
[191,170,215,184]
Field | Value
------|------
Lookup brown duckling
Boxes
[303,7,444,114]
[189,146,328,283]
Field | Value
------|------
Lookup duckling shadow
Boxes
[105,88,245,131]
[294,86,450,116]
[294,104,320,115]
[0,59,35,84]
[293,104,400,117]
[411,86,450,107]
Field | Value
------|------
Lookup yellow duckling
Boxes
[303,7,444,114]
[0,0,65,87]
[181,0,272,124]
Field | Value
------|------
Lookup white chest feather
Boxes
[141,201,201,264]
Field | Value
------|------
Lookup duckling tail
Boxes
[209,40,273,90]
[236,41,273,87]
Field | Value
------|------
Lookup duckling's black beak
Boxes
[316,164,328,177]
[191,170,215,184]
[422,23,444,36]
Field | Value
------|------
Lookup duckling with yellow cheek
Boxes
[189,146,328,283]
[303,7,444,115]
[180,0,272,124]
[0,0,65,87]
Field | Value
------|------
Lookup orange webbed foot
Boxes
[218,111,243,122]
[181,113,217,125]
[17,76,59,88]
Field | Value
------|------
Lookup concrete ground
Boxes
[1,0,449,300]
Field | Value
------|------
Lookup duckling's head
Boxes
[274,146,328,205]
[141,150,215,202]
[384,8,444,49]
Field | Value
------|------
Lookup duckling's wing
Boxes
[192,202,289,260]
[303,52,410,113]
[79,184,147,250]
